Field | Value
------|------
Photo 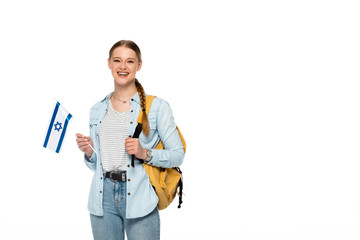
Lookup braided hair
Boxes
[135,78,149,136]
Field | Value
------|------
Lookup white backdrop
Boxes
[1,0,360,239]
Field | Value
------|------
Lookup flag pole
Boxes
[72,121,98,156]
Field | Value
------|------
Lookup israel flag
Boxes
[43,102,72,153]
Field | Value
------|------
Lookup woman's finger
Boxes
[78,142,90,148]
[125,137,133,144]
[79,146,89,152]
[76,139,88,146]
[76,136,88,143]
[126,145,135,151]
[76,138,89,145]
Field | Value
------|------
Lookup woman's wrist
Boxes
[140,148,148,160]
[85,150,93,159]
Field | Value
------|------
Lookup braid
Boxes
[135,78,150,136]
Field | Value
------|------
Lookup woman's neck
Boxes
[111,82,137,112]
[113,81,137,100]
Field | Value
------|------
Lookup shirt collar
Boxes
[102,91,141,105]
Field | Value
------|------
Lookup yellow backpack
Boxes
[131,95,186,210]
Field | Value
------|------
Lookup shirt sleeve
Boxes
[147,99,184,168]
[84,107,98,171]
[84,151,97,171]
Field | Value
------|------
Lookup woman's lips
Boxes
[117,72,129,77]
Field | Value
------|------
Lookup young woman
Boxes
[76,40,184,240]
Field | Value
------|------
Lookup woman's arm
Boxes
[148,99,184,168]
[76,133,96,171]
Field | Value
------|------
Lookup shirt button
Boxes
[128,164,130,167]
[128,193,131,195]
[130,121,133,124]
[131,99,134,101]
[131,110,133,112]
[100,191,102,194]
[128,179,131,181]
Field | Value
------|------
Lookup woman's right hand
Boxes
[76,133,94,158]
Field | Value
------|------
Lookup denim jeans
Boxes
[90,178,160,240]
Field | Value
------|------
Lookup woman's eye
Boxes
[128,60,134,63]
[114,60,120,62]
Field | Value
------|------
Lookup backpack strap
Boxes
[131,95,156,167]
[131,123,143,167]
[175,167,183,208]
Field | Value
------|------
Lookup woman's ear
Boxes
[137,60,142,71]
[107,58,111,69]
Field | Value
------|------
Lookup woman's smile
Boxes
[117,71,129,77]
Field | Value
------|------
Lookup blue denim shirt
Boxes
[84,92,184,219]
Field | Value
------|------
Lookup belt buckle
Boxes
[121,172,126,182]
[109,172,117,182]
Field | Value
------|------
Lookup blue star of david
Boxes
[54,121,63,132]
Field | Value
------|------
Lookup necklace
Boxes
[112,94,130,104]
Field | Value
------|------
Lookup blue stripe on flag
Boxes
[56,113,72,153]
[43,102,60,148]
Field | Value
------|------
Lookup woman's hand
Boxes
[125,137,147,160]
[76,133,94,158]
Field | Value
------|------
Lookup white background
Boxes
[0,0,360,239]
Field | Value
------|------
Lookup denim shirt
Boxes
[84,92,184,219]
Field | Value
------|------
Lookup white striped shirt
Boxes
[99,102,130,172]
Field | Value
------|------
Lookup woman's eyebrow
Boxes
[112,57,136,60]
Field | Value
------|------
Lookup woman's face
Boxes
[108,46,142,87]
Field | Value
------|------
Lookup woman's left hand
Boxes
[125,137,147,160]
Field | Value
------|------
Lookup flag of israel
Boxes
[43,102,72,153]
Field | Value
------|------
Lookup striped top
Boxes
[99,102,130,172]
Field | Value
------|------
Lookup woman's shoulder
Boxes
[150,95,163,105]
[148,95,170,111]
[90,93,111,113]
[147,95,175,118]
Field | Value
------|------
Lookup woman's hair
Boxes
[109,40,150,136]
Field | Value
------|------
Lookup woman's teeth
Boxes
[118,72,128,76]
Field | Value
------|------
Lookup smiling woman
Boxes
[108,46,142,91]
[75,40,185,240]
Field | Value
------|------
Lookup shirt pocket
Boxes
[139,114,157,144]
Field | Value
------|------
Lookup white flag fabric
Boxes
[43,102,72,153]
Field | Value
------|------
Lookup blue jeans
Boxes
[90,178,160,240]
